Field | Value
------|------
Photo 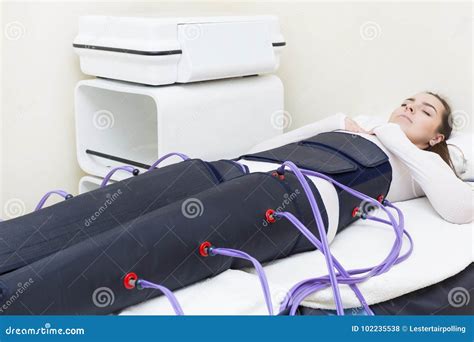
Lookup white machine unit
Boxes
[73,15,286,85]
[75,75,284,180]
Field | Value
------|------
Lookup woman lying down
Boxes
[245,91,473,233]
[0,91,472,315]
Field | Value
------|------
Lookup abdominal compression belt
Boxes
[0,132,391,315]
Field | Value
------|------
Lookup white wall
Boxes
[1,1,472,217]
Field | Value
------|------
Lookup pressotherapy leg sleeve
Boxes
[0,159,245,275]
[0,171,327,314]
[0,131,392,315]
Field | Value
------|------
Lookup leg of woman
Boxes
[0,170,328,315]
[0,132,392,315]
[0,159,245,276]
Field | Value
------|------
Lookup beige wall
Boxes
[1,1,472,217]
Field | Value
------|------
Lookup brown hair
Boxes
[423,92,459,177]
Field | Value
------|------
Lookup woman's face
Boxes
[388,92,446,149]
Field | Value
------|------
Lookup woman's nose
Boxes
[405,104,414,114]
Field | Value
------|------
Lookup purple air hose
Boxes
[275,211,373,315]
[282,180,411,314]
[276,210,412,315]
[148,152,247,174]
[302,167,407,274]
[208,247,274,315]
[101,166,139,188]
[35,190,73,211]
[271,162,412,315]
[27,150,409,317]
[137,279,184,315]
[148,152,190,171]
[276,161,345,315]
[102,151,190,187]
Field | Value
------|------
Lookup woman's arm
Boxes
[246,112,348,153]
[372,123,473,224]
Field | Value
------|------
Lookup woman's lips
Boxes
[399,114,413,123]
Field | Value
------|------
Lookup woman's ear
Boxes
[429,133,445,146]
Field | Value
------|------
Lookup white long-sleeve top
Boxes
[240,113,473,226]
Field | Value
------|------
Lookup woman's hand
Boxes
[344,117,371,134]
